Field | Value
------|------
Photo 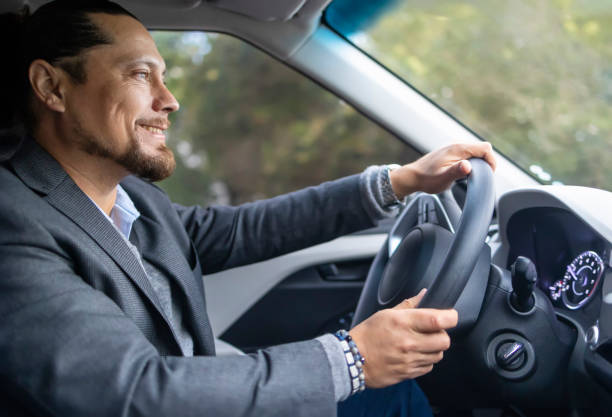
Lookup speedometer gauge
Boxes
[560,251,604,310]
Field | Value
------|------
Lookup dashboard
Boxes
[505,207,611,322]
[496,186,612,328]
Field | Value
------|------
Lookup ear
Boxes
[28,59,68,113]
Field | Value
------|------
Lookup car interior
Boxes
[4,0,612,416]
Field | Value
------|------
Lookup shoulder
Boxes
[0,164,57,246]
[0,162,40,215]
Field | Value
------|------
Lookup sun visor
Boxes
[207,0,307,21]
[4,0,308,21]
[17,1,205,12]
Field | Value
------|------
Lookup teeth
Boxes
[142,125,164,134]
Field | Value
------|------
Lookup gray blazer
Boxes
[0,137,375,416]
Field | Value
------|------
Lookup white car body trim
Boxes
[494,186,612,267]
[204,234,386,336]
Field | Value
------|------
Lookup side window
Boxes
[153,32,419,206]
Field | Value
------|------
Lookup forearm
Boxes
[177,174,376,273]
[317,334,352,402]
[131,341,336,417]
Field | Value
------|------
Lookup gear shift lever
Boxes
[510,256,537,313]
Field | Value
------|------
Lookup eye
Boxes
[133,70,150,81]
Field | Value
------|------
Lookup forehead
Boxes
[87,12,164,69]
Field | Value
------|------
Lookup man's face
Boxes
[62,13,179,181]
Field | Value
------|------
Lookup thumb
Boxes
[452,159,472,179]
[393,288,427,310]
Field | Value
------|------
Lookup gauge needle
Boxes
[567,266,579,281]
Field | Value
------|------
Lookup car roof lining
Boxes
[2,0,332,59]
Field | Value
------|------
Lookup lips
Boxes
[137,121,169,135]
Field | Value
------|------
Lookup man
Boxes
[0,1,496,416]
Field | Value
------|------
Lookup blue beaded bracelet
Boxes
[334,329,366,395]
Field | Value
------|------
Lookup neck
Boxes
[56,156,122,215]
[33,126,127,215]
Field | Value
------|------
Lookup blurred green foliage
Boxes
[153,32,417,207]
[154,0,610,208]
[330,0,611,190]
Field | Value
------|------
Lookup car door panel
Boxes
[221,258,371,352]
[204,234,386,340]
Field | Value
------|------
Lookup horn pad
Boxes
[378,223,453,307]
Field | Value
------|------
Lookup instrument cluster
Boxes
[547,250,608,310]
[505,206,611,314]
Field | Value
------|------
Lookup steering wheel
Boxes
[352,158,495,325]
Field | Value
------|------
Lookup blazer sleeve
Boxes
[174,174,376,273]
[0,208,337,417]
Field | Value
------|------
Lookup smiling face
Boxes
[62,12,179,181]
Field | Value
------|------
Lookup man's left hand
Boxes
[389,142,497,198]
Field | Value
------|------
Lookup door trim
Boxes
[204,234,386,336]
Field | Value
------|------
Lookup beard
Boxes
[72,119,176,182]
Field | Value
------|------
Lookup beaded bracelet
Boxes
[334,329,366,395]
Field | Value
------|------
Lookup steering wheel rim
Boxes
[352,158,495,326]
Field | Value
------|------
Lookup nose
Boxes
[153,82,180,113]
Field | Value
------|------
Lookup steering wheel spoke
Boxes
[388,193,455,258]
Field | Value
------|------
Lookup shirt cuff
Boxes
[316,333,352,402]
[359,165,402,222]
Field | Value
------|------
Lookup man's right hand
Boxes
[349,289,458,388]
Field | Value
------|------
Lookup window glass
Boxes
[326,0,612,190]
[152,32,419,206]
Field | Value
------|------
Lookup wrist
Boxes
[348,327,370,386]
[381,164,403,207]
[335,329,366,395]
[389,164,419,198]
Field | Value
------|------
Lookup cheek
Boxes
[73,90,123,131]
[106,89,151,126]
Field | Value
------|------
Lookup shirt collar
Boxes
[110,185,141,239]
[89,185,141,239]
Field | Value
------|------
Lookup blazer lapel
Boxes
[9,138,180,345]
[132,216,215,354]
[45,181,170,318]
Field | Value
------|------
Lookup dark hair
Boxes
[0,0,138,131]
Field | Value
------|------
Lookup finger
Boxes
[436,158,472,186]
[390,361,436,380]
[416,364,435,377]
[405,364,434,379]
[479,142,497,172]
[393,288,427,310]
[451,159,472,179]
[458,159,471,176]
[409,331,452,353]
[462,142,497,172]
[412,350,445,366]
[407,309,458,332]
[397,329,451,354]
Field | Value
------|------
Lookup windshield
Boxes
[326,0,611,190]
